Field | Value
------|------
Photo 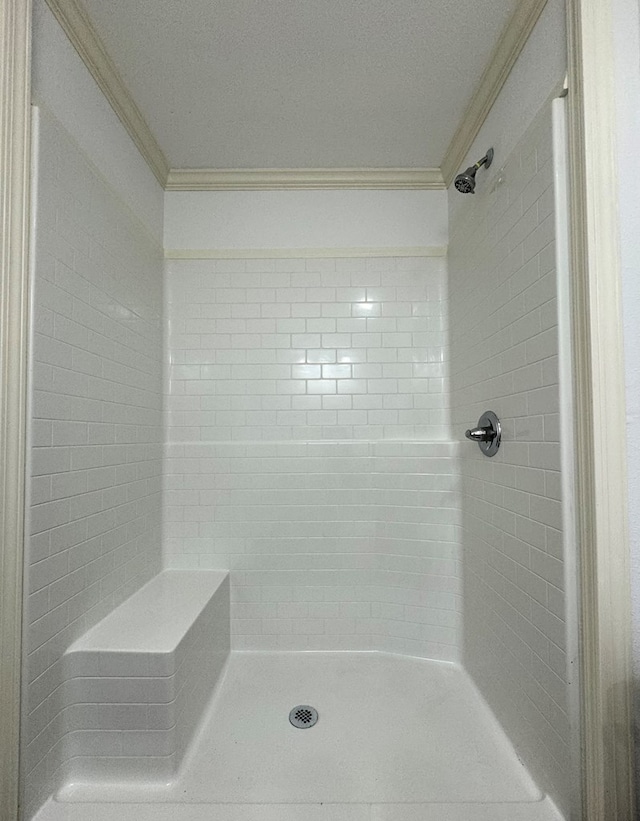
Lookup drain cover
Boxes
[289,705,318,729]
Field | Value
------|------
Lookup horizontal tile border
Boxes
[164,246,448,260]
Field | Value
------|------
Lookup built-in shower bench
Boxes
[62,570,230,782]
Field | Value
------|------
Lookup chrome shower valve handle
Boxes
[465,426,493,442]
[465,411,501,457]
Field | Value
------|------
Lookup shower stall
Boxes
[12,0,598,819]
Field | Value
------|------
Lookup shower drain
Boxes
[289,705,318,729]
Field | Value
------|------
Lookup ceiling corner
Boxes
[441,0,550,187]
[44,0,169,186]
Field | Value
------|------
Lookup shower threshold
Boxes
[34,652,564,821]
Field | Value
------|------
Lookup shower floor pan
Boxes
[35,652,564,821]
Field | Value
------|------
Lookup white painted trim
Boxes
[441,0,549,186]
[566,0,635,817]
[164,246,447,260]
[552,95,583,820]
[43,0,169,185]
[0,1,31,819]
[165,167,445,191]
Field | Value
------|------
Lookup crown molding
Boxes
[441,0,549,186]
[165,167,445,191]
[44,0,169,186]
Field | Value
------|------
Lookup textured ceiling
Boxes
[80,0,520,169]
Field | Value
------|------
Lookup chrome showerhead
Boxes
[454,147,494,194]
[454,168,478,194]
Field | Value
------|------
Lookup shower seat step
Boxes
[60,570,230,782]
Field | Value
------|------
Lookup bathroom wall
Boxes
[448,0,571,813]
[165,254,449,443]
[164,189,447,254]
[164,252,461,658]
[22,3,165,817]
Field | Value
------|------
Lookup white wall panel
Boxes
[164,190,447,253]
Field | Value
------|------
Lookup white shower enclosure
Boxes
[12,0,628,819]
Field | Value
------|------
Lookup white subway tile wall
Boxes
[165,256,449,443]
[23,109,164,817]
[449,106,571,809]
[165,257,461,658]
[164,440,460,657]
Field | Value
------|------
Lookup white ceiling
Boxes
[80,0,520,170]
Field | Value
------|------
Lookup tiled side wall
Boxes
[23,109,164,817]
[165,257,460,659]
[449,105,571,809]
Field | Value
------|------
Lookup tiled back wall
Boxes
[165,257,461,658]
[166,256,449,442]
